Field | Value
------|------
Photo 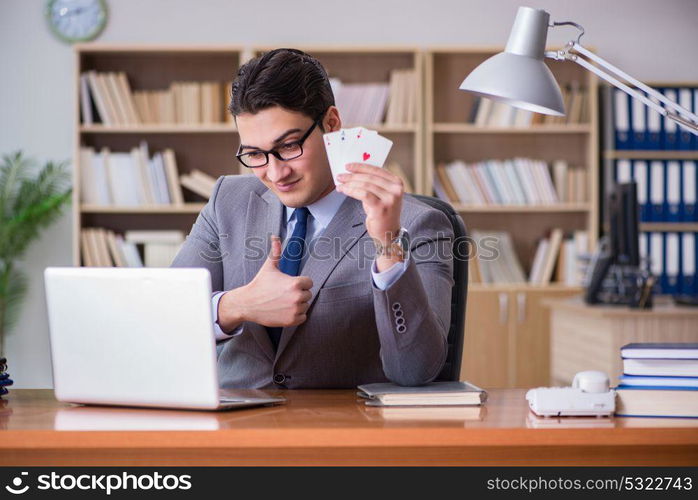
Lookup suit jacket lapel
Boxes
[243,188,283,361]
[275,195,367,359]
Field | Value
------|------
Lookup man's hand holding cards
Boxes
[323,127,393,184]
[324,127,405,272]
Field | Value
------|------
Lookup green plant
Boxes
[0,151,72,356]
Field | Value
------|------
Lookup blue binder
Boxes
[646,96,663,150]
[632,160,651,222]
[680,233,697,296]
[649,232,665,294]
[666,161,681,222]
[614,89,632,149]
[664,232,680,295]
[649,161,666,221]
[677,88,694,150]
[662,88,680,150]
[631,94,647,149]
[682,161,697,222]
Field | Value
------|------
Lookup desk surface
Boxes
[1,389,697,466]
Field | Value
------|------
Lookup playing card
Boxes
[324,127,390,184]
[342,130,392,170]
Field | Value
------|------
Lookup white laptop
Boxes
[43,267,285,411]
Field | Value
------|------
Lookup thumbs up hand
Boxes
[217,236,313,332]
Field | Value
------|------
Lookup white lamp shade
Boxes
[459,52,565,116]
[459,6,565,116]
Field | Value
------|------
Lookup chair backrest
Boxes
[410,194,468,382]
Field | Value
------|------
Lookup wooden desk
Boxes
[546,296,698,385]
[1,389,696,466]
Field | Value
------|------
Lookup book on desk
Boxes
[357,381,487,407]
[616,343,698,418]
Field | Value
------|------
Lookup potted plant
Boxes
[0,151,72,390]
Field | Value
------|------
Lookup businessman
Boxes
[171,48,454,389]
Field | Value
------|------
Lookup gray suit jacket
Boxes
[171,175,454,389]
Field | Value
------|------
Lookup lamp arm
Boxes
[545,41,698,135]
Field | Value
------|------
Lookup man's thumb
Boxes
[264,236,282,269]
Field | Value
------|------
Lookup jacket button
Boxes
[273,373,286,385]
[392,302,401,311]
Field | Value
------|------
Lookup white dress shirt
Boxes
[211,189,408,340]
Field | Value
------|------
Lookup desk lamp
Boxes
[459,6,698,135]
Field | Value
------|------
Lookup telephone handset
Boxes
[526,371,616,417]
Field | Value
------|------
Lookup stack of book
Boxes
[328,68,417,126]
[80,70,230,126]
[0,357,12,399]
[530,229,589,286]
[330,78,389,125]
[80,228,184,268]
[615,343,698,418]
[80,143,220,206]
[468,82,588,127]
[178,169,218,199]
[468,229,588,286]
[433,158,587,206]
[384,69,417,125]
[470,230,526,284]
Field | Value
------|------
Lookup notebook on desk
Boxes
[357,381,487,407]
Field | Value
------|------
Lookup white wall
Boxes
[1,0,697,388]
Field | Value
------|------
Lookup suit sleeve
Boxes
[372,208,455,386]
[170,175,227,298]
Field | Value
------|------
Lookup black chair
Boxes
[410,194,468,382]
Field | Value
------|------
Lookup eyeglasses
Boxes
[236,118,320,168]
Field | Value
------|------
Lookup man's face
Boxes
[236,106,337,208]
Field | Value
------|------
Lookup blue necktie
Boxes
[267,206,310,351]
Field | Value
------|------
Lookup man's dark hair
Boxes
[229,48,335,129]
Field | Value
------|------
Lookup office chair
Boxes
[410,194,468,382]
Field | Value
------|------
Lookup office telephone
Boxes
[525,371,616,417]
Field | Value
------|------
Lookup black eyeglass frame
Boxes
[235,117,322,168]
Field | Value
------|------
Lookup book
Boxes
[357,381,487,407]
[623,358,698,377]
[621,343,698,359]
[615,386,698,418]
[618,374,698,389]
[124,230,185,245]
[540,228,563,285]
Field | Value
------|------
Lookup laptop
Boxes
[44,267,285,411]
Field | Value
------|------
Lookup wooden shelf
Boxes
[470,283,583,292]
[604,150,698,160]
[432,123,591,134]
[79,123,418,134]
[81,204,206,214]
[358,124,418,133]
[80,124,237,133]
[640,222,698,232]
[452,203,591,213]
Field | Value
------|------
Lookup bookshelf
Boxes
[425,48,599,276]
[73,45,425,266]
[73,45,249,266]
[425,48,599,388]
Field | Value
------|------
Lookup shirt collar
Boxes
[284,188,346,230]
